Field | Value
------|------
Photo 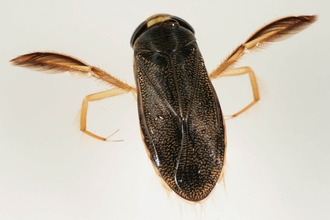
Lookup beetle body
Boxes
[131,14,226,201]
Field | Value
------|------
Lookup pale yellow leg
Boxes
[211,66,260,119]
[80,88,133,141]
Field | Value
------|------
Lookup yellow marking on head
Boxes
[147,14,172,28]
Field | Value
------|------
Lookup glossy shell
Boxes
[131,14,226,201]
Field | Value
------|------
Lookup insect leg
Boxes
[209,44,260,118]
[214,66,259,118]
[210,15,316,80]
[11,52,137,139]
[10,52,135,92]
[80,88,133,141]
[209,15,316,117]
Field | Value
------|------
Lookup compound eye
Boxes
[161,19,180,28]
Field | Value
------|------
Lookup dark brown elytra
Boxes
[131,14,225,201]
[10,14,316,202]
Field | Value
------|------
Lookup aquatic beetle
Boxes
[10,14,316,201]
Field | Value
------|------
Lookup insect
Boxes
[11,14,316,202]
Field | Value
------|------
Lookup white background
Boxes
[1,0,329,219]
